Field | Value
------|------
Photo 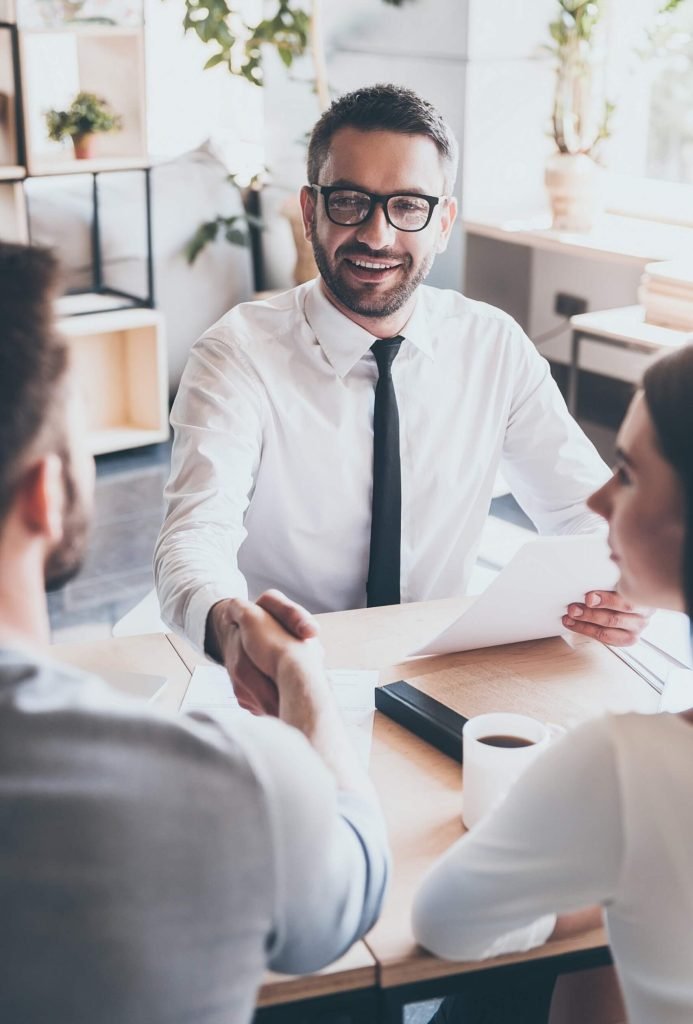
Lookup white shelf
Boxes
[89,425,168,456]
[20,24,142,36]
[59,305,161,335]
[27,156,149,177]
[464,213,693,266]
[57,292,140,316]
[0,165,25,180]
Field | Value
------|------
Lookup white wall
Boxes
[144,0,263,169]
[463,0,556,220]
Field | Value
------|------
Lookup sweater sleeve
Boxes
[239,717,389,974]
[412,716,624,961]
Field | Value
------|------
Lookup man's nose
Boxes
[354,202,397,250]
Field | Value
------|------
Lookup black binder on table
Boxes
[375,680,467,763]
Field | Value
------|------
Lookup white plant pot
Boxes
[545,153,601,233]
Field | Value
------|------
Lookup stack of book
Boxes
[639,261,693,331]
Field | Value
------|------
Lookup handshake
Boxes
[205,592,367,795]
[207,590,325,717]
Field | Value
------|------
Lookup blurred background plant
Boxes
[544,0,612,158]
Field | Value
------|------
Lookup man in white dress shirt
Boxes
[155,84,648,673]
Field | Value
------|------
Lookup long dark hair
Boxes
[643,345,693,618]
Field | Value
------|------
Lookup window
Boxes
[602,0,693,223]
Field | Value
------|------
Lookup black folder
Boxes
[375,680,467,762]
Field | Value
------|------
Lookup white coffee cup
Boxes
[461,712,562,830]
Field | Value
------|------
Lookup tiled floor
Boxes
[47,418,616,645]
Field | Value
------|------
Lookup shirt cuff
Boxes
[481,914,557,959]
[184,581,248,655]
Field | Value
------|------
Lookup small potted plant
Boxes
[45,91,122,160]
[543,0,612,232]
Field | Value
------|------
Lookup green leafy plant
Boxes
[182,0,407,90]
[544,0,692,158]
[45,90,122,143]
[544,1,612,157]
[185,172,264,263]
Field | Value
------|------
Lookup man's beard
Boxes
[311,233,434,319]
[44,458,90,592]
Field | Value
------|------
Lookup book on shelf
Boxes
[639,261,693,332]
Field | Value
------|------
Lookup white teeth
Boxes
[351,259,398,270]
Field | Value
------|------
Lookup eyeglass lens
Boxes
[327,190,432,231]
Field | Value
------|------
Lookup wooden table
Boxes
[55,599,659,1023]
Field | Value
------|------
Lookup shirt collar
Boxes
[304,278,434,379]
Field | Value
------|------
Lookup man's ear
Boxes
[299,185,317,242]
[435,195,458,254]
[17,454,64,541]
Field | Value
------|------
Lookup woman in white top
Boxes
[412,343,693,1024]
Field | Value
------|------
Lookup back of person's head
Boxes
[0,243,69,525]
[643,345,693,617]
[307,83,459,192]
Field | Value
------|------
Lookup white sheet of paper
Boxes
[413,534,619,657]
[659,669,693,712]
[642,609,692,669]
[100,669,168,703]
[180,665,378,767]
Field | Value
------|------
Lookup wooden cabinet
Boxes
[59,307,169,455]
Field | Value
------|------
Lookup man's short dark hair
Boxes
[307,83,459,191]
[0,243,69,521]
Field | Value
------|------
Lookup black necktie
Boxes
[367,336,403,607]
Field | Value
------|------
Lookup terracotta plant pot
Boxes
[72,133,96,160]
[545,152,602,232]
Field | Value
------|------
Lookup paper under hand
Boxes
[413,534,618,657]
[180,665,377,766]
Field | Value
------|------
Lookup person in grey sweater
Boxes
[0,241,389,1023]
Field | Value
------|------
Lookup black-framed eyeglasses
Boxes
[311,184,448,232]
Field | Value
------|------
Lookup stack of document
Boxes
[638,261,693,331]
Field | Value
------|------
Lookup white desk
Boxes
[567,305,693,414]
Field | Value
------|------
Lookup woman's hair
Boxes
[642,345,693,617]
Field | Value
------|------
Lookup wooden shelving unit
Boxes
[59,308,169,455]
[1,0,168,456]
[0,178,27,241]
[19,25,146,175]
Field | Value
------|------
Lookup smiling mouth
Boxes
[349,257,401,270]
[343,256,404,279]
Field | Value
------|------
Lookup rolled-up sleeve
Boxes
[154,332,265,652]
[412,717,623,962]
[244,720,390,974]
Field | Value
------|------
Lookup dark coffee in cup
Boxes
[478,734,535,748]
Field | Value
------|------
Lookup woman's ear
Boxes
[17,454,64,541]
